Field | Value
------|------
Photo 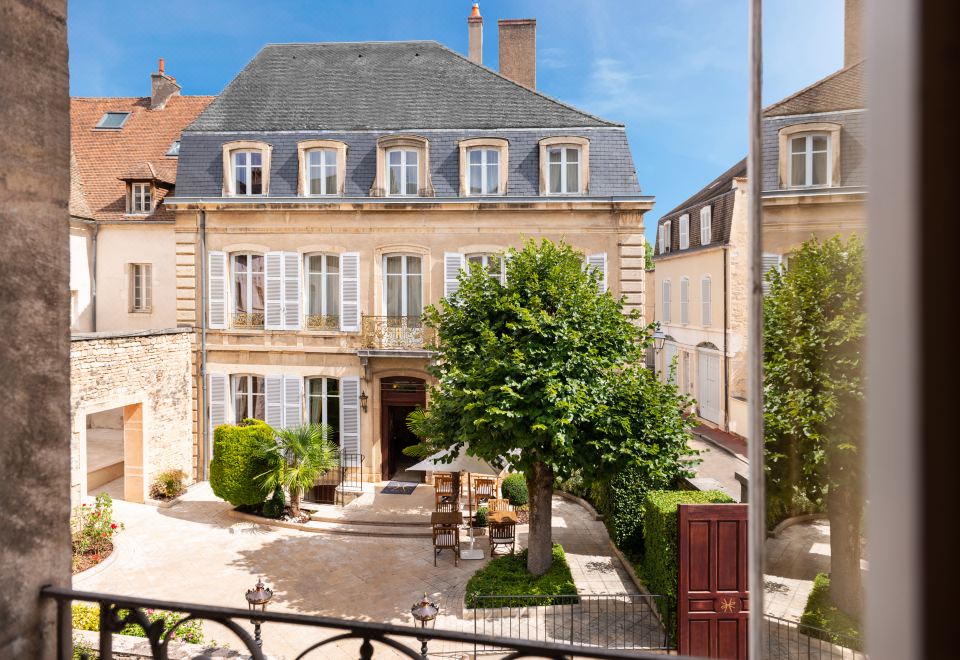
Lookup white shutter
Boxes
[340,252,360,332]
[762,253,783,295]
[283,252,301,329]
[585,253,608,292]
[701,277,712,326]
[662,280,672,324]
[208,251,227,329]
[265,375,284,429]
[658,225,666,255]
[340,376,361,455]
[264,252,284,330]
[680,278,689,324]
[444,252,466,298]
[679,215,689,250]
[283,375,302,428]
[700,206,712,244]
[208,373,228,429]
[664,221,672,253]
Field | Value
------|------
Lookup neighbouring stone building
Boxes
[70,329,194,505]
[165,7,653,483]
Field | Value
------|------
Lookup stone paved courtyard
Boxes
[74,482,651,658]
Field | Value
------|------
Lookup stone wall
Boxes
[70,329,195,504]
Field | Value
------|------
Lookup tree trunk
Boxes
[827,451,863,619]
[452,471,462,507]
[526,461,555,576]
[290,488,302,519]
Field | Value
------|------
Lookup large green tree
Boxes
[419,239,695,575]
[763,235,865,618]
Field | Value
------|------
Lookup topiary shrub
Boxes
[604,460,686,558]
[641,489,734,639]
[209,419,274,507]
[262,487,285,519]
[501,473,528,507]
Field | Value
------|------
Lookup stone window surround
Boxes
[370,135,434,197]
[221,140,273,196]
[457,137,509,196]
[296,139,348,196]
[373,244,430,316]
[538,135,590,195]
[777,122,842,188]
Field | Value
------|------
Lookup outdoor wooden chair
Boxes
[434,474,455,501]
[473,476,497,504]
[489,520,516,556]
[435,499,457,513]
[487,498,510,514]
[432,524,460,566]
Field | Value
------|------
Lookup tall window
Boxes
[547,146,581,194]
[789,133,830,187]
[306,254,339,329]
[232,375,265,422]
[680,277,690,324]
[129,263,152,312]
[232,253,264,327]
[701,276,713,326]
[679,214,690,250]
[307,377,340,445]
[466,253,506,283]
[384,255,422,319]
[387,149,418,196]
[662,280,672,324]
[129,182,152,214]
[700,206,712,245]
[660,221,672,254]
[307,149,337,195]
[468,148,500,195]
[233,150,263,195]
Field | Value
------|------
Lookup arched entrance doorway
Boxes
[379,376,427,481]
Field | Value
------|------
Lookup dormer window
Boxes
[538,136,590,195]
[387,149,419,196]
[371,135,432,197]
[166,140,181,157]
[222,141,272,196]
[778,122,841,189]
[297,140,348,196]
[128,182,152,214]
[96,112,130,130]
[458,138,509,196]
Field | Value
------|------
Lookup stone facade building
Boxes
[166,12,652,483]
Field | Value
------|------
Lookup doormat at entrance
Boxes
[381,481,418,495]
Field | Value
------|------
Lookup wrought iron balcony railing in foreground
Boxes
[360,315,434,351]
[42,586,672,660]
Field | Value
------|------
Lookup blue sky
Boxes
[68,0,843,242]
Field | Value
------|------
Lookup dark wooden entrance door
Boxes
[379,377,426,481]
[677,503,749,659]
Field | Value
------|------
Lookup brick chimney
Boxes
[468,3,483,65]
[150,58,181,110]
[498,18,536,88]
[844,0,864,67]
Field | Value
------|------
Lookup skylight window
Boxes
[166,140,181,157]
[95,112,130,129]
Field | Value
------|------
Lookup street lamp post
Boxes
[245,577,273,649]
[410,593,439,659]
[652,321,667,352]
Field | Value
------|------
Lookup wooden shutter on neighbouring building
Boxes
[340,252,360,332]
[340,376,361,455]
[264,252,284,330]
[679,215,689,250]
[283,252,301,330]
[585,253,608,292]
[283,375,302,428]
[444,252,465,298]
[680,278,690,324]
[700,206,712,245]
[208,251,227,329]
[762,253,783,295]
[265,375,284,428]
[663,280,672,324]
[208,373,228,428]
[702,277,712,326]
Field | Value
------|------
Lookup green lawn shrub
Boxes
[465,543,577,608]
[209,419,274,507]
[262,487,285,518]
[72,602,204,644]
[640,489,733,638]
[501,473,528,507]
[149,469,187,500]
[799,573,863,651]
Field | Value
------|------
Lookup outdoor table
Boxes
[431,511,463,528]
[487,510,518,524]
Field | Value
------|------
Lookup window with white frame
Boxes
[467,148,501,195]
[387,149,419,196]
[662,279,672,324]
[789,133,830,187]
[232,150,264,195]
[701,276,712,326]
[547,146,581,194]
[384,254,423,319]
[700,206,712,245]
[129,182,152,214]
[466,253,506,283]
[129,263,152,312]
[679,214,690,250]
[232,375,265,422]
[306,254,339,329]
[307,377,341,445]
[660,221,672,254]
[306,148,338,195]
[680,277,690,324]
[232,253,265,326]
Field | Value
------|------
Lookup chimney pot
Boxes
[158,57,165,75]
[468,3,483,65]
[498,18,536,89]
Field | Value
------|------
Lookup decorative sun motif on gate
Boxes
[720,598,738,613]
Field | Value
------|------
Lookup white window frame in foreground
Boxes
[129,263,152,313]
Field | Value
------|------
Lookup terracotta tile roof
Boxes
[70,95,212,221]
[763,60,866,117]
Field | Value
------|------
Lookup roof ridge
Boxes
[263,40,441,46]
[659,157,747,220]
[763,59,866,115]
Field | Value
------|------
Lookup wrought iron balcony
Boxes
[232,312,264,329]
[360,315,434,350]
[305,314,340,330]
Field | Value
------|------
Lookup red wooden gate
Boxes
[677,503,749,659]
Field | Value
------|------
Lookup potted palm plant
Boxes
[256,423,339,522]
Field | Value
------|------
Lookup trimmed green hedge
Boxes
[209,419,274,507]
[465,544,577,608]
[501,473,528,507]
[640,489,733,638]
[799,573,863,651]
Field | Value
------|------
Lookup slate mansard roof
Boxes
[188,41,619,132]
